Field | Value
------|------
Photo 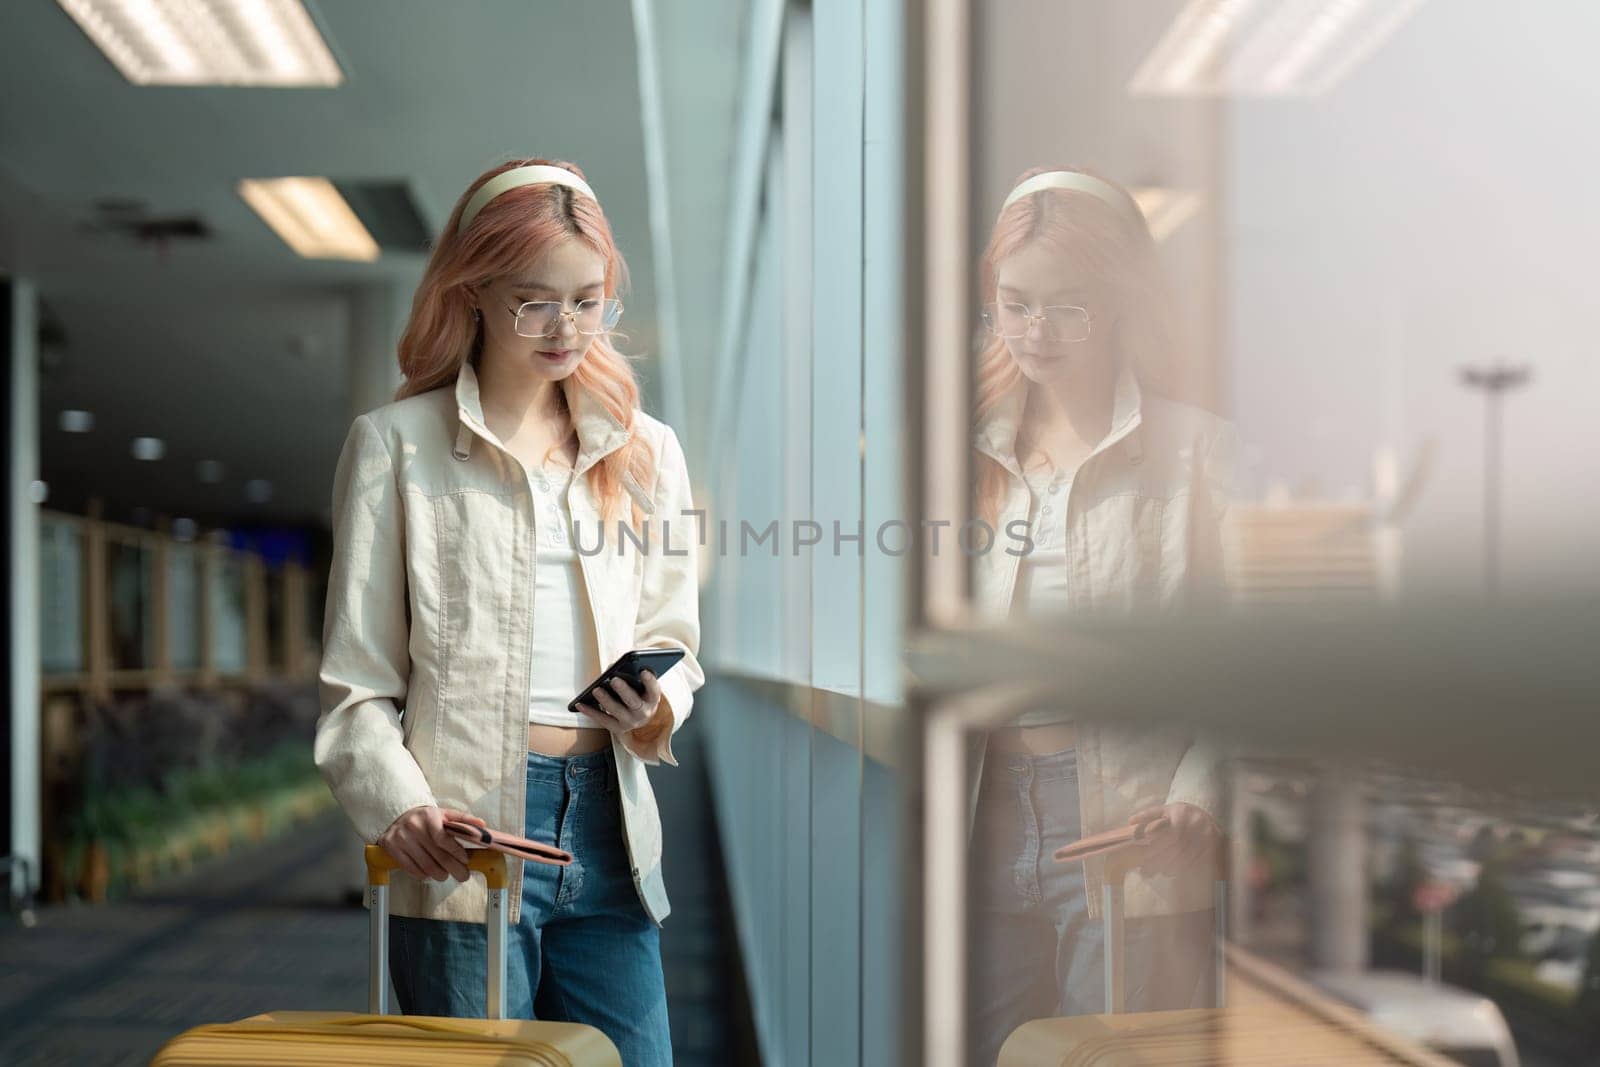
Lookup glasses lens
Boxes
[512,299,624,337]
[994,301,1030,338]
[574,298,623,336]
[1043,306,1091,343]
[514,302,562,338]
[572,299,604,335]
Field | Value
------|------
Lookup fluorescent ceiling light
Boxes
[239,177,380,261]
[1131,187,1204,242]
[59,409,95,432]
[131,436,165,461]
[1129,0,1259,97]
[1273,0,1433,95]
[56,0,343,87]
[1129,0,1429,97]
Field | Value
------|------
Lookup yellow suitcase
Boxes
[999,879,1455,1064]
[996,877,1229,1065]
[149,847,621,1066]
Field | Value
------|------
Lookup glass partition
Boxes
[105,535,155,672]
[38,514,83,674]
[686,1,909,1063]
[265,564,285,673]
[901,2,1600,1065]
[165,542,203,671]
[209,550,248,675]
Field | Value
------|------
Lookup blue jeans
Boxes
[966,745,1214,1067]
[389,748,671,1067]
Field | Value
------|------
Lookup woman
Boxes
[966,166,1234,1065]
[314,158,702,1066]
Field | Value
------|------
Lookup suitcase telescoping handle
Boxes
[1099,874,1228,1014]
[364,845,511,1020]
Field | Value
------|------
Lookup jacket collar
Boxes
[973,360,1146,477]
[451,358,633,476]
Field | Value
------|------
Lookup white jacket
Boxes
[314,358,704,926]
[970,365,1236,919]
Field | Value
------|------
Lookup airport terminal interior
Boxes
[4,1,1600,1064]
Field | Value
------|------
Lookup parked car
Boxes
[1310,970,1519,1067]
[1519,903,1600,962]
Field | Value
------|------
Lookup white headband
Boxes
[1000,170,1145,229]
[457,165,598,236]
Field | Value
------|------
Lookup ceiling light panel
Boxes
[131,436,165,460]
[1131,187,1205,243]
[56,0,343,87]
[59,410,96,433]
[239,177,380,261]
[1129,0,1429,97]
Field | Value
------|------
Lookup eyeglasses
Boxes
[981,301,1093,343]
[501,297,624,338]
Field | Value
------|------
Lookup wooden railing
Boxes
[38,504,317,700]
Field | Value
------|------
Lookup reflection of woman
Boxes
[314,159,702,1066]
[966,167,1234,1065]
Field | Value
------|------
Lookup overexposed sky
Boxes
[1226,0,1600,594]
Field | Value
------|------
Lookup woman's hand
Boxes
[376,805,487,882]
[574,669,668,743]
[1127,802,1223,879]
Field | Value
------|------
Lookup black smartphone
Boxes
[568,648,686,715]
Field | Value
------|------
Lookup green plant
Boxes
[57,740,325,901]
[1450,855,1525,986]
[1576,926,1600,1049]
[1376,833,1426,932]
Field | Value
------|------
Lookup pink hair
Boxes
[973,164,1178,526]
[395,157,653,528]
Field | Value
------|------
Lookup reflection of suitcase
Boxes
[150,847,621,1066]
[996,872,1229,1066]
[999,863,1458,1064]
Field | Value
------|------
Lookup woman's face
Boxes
[992,240,1118,387]
[474,237,608,382]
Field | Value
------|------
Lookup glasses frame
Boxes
[500,296,625,339]
[981,300,1094,343]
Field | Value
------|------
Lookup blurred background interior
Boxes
[3,1,1599,1065]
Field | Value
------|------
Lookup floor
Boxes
[0,722,752,1065]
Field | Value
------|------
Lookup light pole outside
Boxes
[1458,361,1531,602]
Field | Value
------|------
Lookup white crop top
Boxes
[524,460,604,727]
[1010,457,1076,728]
[1011,459,1073,620]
